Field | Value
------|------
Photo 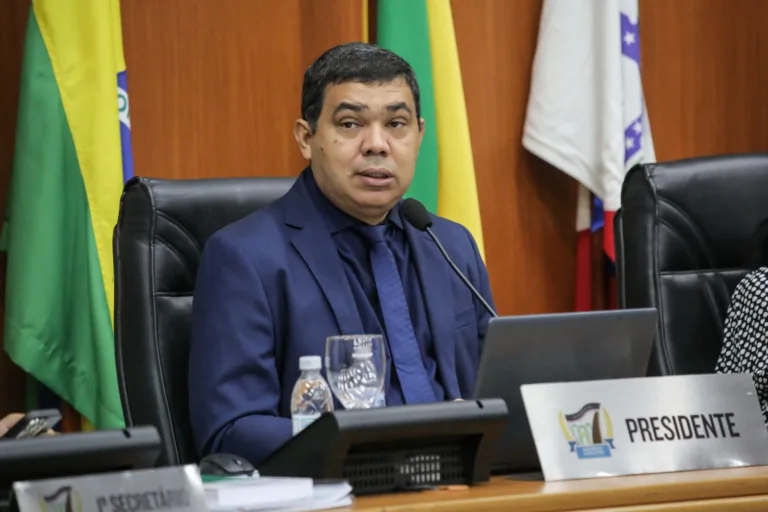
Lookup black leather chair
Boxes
[615,154,768,376]
[113,175,295,466]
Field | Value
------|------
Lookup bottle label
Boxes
[292,414,320,435]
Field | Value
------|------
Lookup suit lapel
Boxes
[405,224,459,399]
[284,175,364,336]
[291,228,364,335]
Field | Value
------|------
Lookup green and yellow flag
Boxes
[2,0,133,430]
[377,0,485,258]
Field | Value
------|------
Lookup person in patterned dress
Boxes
[715,219,768,423]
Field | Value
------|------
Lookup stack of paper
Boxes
[204,475,352,511]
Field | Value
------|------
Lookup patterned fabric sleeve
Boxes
[715,267,768,423]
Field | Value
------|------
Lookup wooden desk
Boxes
[351,466,768,511]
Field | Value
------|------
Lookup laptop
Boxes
[473,308,658,476]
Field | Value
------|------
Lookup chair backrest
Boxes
[614,154,768,376]
[113,175,295,466]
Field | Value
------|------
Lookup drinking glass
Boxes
[325,334,386,409]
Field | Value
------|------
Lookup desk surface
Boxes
[351,465,768,511]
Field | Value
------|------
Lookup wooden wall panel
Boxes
[451,0,577,315]
[0,0,31,417]
[639,0,768,160]
[120,0,364,180]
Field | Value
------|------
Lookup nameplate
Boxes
[12,465,208,512]
[521,373,768,481]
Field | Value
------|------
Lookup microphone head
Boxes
[400,198,432,231]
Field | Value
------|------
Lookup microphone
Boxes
[400,198,498,318]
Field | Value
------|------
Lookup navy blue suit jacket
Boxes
[188,174,495,466]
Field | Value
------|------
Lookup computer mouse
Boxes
[198,452,256,477]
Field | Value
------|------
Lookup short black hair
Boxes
[746,218,768,269]
[301,42,421,132]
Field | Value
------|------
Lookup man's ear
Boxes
[293,119,313,161]
[417,118,426,147]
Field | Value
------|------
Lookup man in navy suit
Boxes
[188,42,496,466]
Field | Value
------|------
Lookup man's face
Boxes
[294,78,424,224]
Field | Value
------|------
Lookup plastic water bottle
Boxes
[290,355,334,435]
[343,342,386,408]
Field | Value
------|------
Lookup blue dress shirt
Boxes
[303,171,445,405]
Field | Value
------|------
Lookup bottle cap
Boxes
[352,342,373,358]
[299,355,322,371]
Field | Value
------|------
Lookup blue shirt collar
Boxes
[302,167,404,234]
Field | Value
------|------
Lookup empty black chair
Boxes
[615,154,768,376]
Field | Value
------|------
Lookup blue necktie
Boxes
[359,224,436,404]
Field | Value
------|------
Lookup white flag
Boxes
[523,0,655,233]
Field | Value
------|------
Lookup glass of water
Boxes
[325,334,386,409]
